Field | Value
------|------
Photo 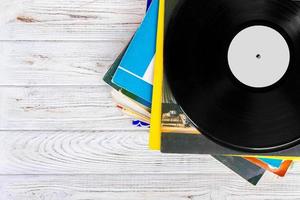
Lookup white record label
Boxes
[227,25,290,88]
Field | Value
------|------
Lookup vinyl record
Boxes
[164,0,300,152]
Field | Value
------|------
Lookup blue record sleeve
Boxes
[112,0,159,107]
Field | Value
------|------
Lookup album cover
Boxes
[103,44,150,108]
[213,156,265,185]
[112,0,159,107]
[103,1,153,127]
[116,103,150,127]
[245,157,292,177]
[103,0,153,108]
[111,90,150,121]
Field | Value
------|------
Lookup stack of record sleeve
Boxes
[103,0,294,185]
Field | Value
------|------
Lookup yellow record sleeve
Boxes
[149,0,165,150]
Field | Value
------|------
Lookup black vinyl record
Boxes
[164,0,300,152]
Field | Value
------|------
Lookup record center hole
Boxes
[256,54,261,59]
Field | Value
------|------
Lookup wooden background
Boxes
[1,0,300,199]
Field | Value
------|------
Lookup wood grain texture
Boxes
[0,86,137,130]
[1,130,300,176]
[0,130,232,175]
[0,173,300,200]
[1,0,300,199]
[0,41,126,86]
[0,174,262,200]
[0,0,146,41]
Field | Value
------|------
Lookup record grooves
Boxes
[164,0,300,152]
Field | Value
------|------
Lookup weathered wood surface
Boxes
[0,0,145,41]
[0,41,126,86]
[0,86,136,130]
[0,174,297,200]
[1,0,300,199]
[0,131,227,174]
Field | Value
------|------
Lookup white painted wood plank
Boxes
[0,173,299,200]
[0,86,138,130]
[0,130,299,176]
[0,0,145,41]
[0,130,234,175]
[0,41,125,86]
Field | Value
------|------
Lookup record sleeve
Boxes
[112,0,159,107]
[103,43,150,108]
[245,157,292,177]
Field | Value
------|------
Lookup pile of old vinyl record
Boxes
[103,0,300,185]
